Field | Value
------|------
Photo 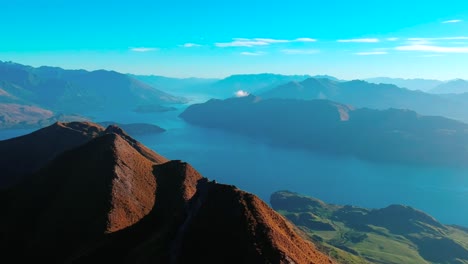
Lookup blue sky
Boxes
[1,0,468,79]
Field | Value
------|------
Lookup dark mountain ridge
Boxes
[180,95,468,167]
[0,121,333,263]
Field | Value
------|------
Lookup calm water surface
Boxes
[1,108,467,226]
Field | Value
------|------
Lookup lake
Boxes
[1,107,468,226]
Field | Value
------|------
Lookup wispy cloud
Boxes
[216,38,270,47]
[130,47,158,52]
[419,54,445,57]
[181,43,201,48]
[395,44,468,53]
[442,19,462,23]
[337,38,379,43]
[240,51,266,56]
[354,51,388,55]
[215,37,317,47]
[294,38,317,42]
[408,37,468,41]
[254,38,290,43]
[405,37,468,45]
[281,49,319,55]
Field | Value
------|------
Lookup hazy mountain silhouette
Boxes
[0,61,186,113]
[272,191,468,264]
[365,77,442,91]
[209,73,317,97]
[261,77,468,122]
[0,122,333,264]
[130,74,218,91]
[430,79,468,94]
[180,95,468,166]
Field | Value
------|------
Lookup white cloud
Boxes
[386,38,399,41]
[254,38,290,43]
[281,49,319,55]
[130,47,158,52]
[442,19,462,23]
[182,43,201,48]
[215,38,270,47]
[408,37,468,41]
[235,90,250,97]
[395,44,468,53]
[215,37,317,47]
[294,38,317,42]
[240,51,265,56]
[354,51,388,55]
[337,38,379,43]
[405,37,468,46]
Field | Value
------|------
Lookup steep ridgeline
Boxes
[0,121,334,264]
[260,77,468,122]
[180,95,468,167]
[0,61,186,114]
[271,191,468,264]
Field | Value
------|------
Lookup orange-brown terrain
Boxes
[0,121,335,263]
[0,103,54,128]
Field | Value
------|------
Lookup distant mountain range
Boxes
[132,73,339,98]
[260,77,468,122]
[208,74,342,98]
[0,121,333,263]
[0,61,186,128]
[365,77,468,94]
[129,74,218,94]
[271,191,468,264]
[180,95,468,167]
[365,77,443,91]
[430,79,468,94]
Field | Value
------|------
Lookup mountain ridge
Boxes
[260,77,468,122]
[180,96,468,167]
[0,61,186,117]
[0,121,334,263]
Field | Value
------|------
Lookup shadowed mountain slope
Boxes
[0,122,333,264]
[180,95,468,167]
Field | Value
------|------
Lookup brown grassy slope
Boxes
[1,132,164,262]
[0,121,333,264]
[175,181,335,264]
[104,124,168,164]
[68,160,204,263]
[0,121,104,188]
[0,122,168,189]
[0,103,54,128]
